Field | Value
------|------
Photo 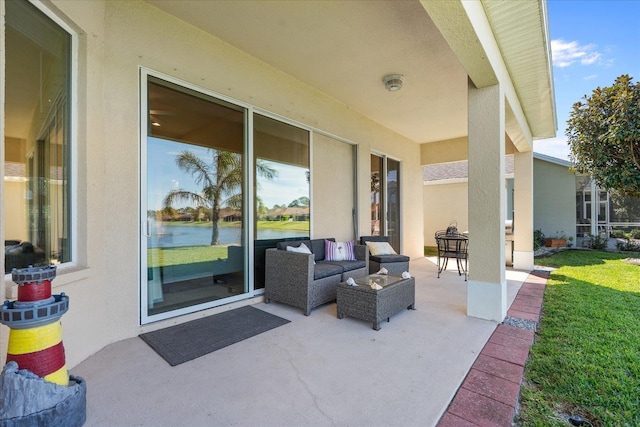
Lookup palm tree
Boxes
[163,149,277,245]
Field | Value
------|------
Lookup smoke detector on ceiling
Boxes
[383,74,404,92]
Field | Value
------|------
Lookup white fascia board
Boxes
[460,1,533,152]
[424,178,468,186]
[533,152,572,168]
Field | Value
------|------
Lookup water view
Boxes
[149,224,308,248]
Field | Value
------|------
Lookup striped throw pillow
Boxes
[324,240,356,261]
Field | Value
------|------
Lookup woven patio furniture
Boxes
[337,274,415,330]
[264,238,368,315]
[359,236,410,275]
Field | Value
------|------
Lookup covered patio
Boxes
[3,2,555,423]
[73,258,534,426]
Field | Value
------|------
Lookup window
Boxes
[4,1,72,274]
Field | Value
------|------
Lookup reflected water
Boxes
[150,224,308,248]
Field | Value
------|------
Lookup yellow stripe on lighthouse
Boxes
[44,365,69,386]
[7,322,62,355]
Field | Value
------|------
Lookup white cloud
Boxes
[533,136,571,161]
[584,74,598,81]
[551,39,603,68]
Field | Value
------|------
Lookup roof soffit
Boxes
[141,0,554,144]
[143,0,468,143]
[421,0,556,142]
[482,0,557,139]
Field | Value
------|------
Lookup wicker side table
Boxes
[337,275,415,330]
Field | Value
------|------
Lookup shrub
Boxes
[589,234,608,250]
[533,229,546,250]
[631,229,640,240]
[616,239,640,252]
[611,229,626,238]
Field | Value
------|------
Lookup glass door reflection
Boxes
[253,114,310,289]
[145,78,246,318]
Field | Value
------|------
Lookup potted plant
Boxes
[545,230,567,247]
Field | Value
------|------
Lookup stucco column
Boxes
[467,80,506,321]
[513,150,534,270]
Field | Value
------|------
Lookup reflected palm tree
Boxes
[163,149,276,245]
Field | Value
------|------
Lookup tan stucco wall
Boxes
[3,181,27,241]
[533,158,576,241]
[423,181,469,246]
[313,134,354,241]
[420,137,468,165]
[1,0,423,367]
[423,158,576,254]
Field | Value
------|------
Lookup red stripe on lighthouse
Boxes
[17,280,52,301]
[7,341,66,378]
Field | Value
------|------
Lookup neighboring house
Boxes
[532,153,575,244]
[424,154,574,255]
[532,153,640,246]
[424,152,640,252]
[2,1,556,368]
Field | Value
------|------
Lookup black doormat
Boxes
[139,306,290,366]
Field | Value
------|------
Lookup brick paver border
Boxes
[437,270,549,426]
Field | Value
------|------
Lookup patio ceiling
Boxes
[145,0,556,145]
[144,0,468,144]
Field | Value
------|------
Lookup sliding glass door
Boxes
[253,114,310,289]
[143,76,247,321]
[370,154,401,253]
[386,158,401,251]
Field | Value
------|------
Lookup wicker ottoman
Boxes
[337,275,415,330]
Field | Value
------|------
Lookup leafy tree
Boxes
[288,196,310,207]
[161,206,178,220]
[567,74,640,197]
[610,192,640,222]
[163,149,277,245]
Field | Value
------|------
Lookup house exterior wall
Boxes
[423,181,469,246]
[424,157,575,254]
[312,134,354,241]
[420,137,468,165]
[1,0,424,368]
[533,157,576,241]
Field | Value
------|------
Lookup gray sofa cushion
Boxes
[359,236,390,244]
[313,262,344,280]
[369,254,410,263]
[276,240,312,252]
[323,259,366,272]
[276,238,335,262]
[310,238,333,262]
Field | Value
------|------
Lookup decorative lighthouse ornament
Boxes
[1,265,70,386]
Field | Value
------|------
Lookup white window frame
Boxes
[3,0,79,282]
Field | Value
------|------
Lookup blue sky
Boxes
[533,0,640,160]
[147,138,308,211]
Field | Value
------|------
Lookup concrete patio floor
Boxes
[72,257,533,426]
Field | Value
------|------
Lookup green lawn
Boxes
[148,246,232,268]
[424,246,438,256]
[149,220,310,268]
[516,250,640,426]
[255,220,310,232]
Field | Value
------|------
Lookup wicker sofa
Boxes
[360,236,410,275]
[264,238,368,315]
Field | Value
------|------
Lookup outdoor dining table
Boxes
[435,231,469,280]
